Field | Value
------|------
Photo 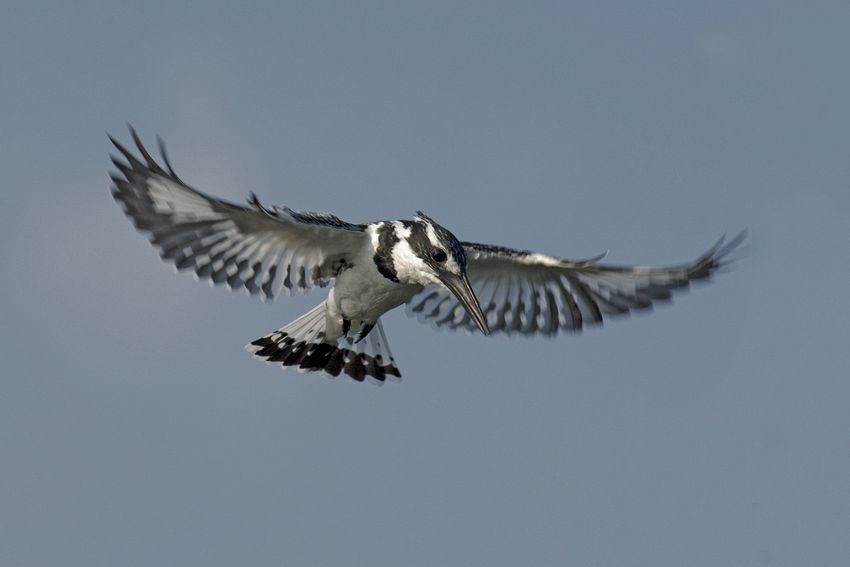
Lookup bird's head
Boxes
[392,211,489,335]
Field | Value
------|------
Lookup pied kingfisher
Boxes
[110,128,744,384]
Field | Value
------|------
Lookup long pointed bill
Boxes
[438,272,490,335]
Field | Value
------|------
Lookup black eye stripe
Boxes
[406,219,467,269]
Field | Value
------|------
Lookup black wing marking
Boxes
[406,232,746,336]
[247,193,366,231]
[110,126,368,300]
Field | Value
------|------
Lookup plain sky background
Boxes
[2,1,849,565]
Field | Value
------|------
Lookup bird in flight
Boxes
[110,128,744,384]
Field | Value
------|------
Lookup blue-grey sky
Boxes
[2,1,849,565]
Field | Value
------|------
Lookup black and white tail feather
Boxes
[110,126,746,386]
[245,302,401,384]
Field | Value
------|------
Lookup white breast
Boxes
[330,236,422,323]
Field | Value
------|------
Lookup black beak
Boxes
[437,272,490,336]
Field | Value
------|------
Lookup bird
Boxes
[109,127,745,384]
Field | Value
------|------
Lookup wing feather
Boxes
[406,232,745,336]
[110,127,368,300]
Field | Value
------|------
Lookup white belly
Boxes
[331,262,422,322]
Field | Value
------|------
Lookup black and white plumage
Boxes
[407,235,746,336]
[110,128,744,384]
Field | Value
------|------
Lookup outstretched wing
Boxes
[406,233,746,336]
[110,128,368,301]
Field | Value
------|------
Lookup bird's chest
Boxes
[331,260,422,321]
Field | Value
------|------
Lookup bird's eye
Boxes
[432,249,448,263]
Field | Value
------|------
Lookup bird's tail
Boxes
[245,300,401,384]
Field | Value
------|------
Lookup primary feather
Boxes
[406,234,745,336]
[110,128,367,301]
